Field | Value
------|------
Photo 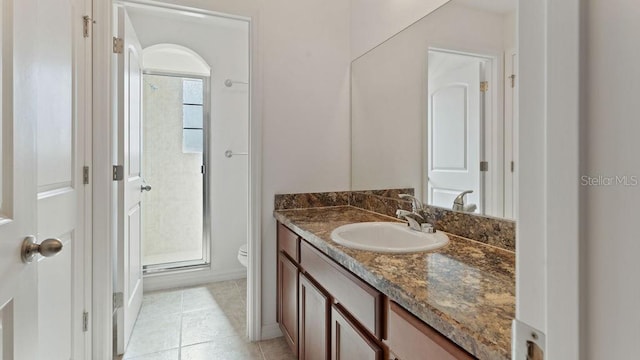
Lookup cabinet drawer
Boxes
[300,240,383,338]
[386,301,474,360]
[278,223,299,262]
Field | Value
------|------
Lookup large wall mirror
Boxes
[351,0,517,220]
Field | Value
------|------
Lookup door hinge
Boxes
[509,74,516,88]
[480,161,489,172]
[83,15,95,38]
[113,292,124,310]
[82,311,89,332]
[201,165,206,174]
[511,161,515,173]
[113,165,124,181]
[113,37,124,54]
[83,166,90,185]
[480,81,489,92]
[512,319,545,360]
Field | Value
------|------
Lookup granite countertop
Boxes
[274,206,515,360]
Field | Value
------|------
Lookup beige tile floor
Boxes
[119,279,296,360]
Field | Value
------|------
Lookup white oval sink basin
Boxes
[330,222,449,253]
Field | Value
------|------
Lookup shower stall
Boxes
[142,74,210,271]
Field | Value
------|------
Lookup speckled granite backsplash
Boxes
[275,189,516,252]
[274,191,351,209]
[349,189,414,216]
[420,205,515,251]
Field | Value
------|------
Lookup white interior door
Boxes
[36,0,87,358]
[427,53,482,211]
[0,0,84,358]
[0,0,39,357]
[115,7,145,354]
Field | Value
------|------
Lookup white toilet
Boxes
[237,244,248,268]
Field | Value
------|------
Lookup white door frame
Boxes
[90,0,115,356]
[503,48,517,220]
[515,0,580,359]
[91,0,262,357]
[78,1,94,358]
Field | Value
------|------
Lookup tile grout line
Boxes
[257,341,268,360]
[178,289,184,360]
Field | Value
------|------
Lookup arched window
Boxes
[142,44,210,77]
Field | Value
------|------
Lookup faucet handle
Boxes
[396,209,424,221]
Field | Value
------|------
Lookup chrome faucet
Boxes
[452,190,477,212]
[396,194,435,233]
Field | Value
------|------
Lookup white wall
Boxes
[132,0,352,334]
[583,0,640,357]
[259,0,351,333]
[503,11,516,51]
[351,3,508,200]
[350,0,450,59]
[128,8,251,280]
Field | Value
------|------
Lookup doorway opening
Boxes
[141,73,211,273]
[112,2,254,356]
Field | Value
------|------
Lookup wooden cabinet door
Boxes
[299,273,330,360]
[331,304,383,360]
[386,301,474,360]
[278,253,299,355]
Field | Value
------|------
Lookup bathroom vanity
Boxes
[274,205,515,360]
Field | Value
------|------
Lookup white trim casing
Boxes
[545,0,580,357]
[91,0,115,358]
[503,49,517,220]
[516,0,546,332]
[78,0,94,358]
[247,13,263,342]
[515,0,580,358]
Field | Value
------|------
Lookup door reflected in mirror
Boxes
[351,0,517,220]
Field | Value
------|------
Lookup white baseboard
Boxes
[143,268,247,292]
[260,323,282,340]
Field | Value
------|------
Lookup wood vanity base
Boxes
[276,222,475,360]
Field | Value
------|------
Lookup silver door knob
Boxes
[141,184,152,192]
[21,236,63,263]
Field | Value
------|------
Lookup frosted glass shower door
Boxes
[142,74,208,270]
